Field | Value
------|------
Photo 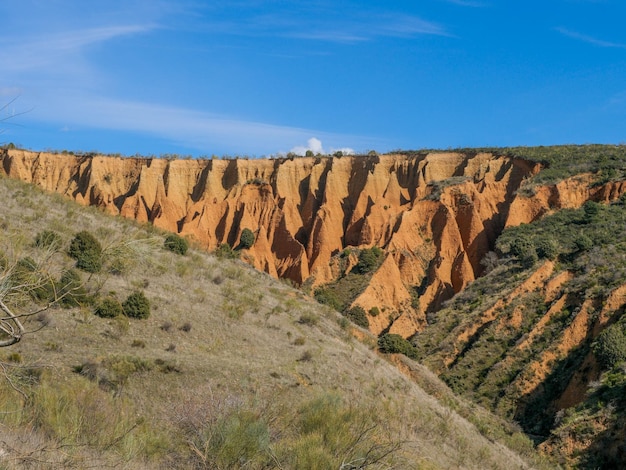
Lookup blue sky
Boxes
[1,0,625,157]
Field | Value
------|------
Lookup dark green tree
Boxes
[68,231,102,273]
[240,228,255,249]
[122,291,150,319]
[593,324,626,370]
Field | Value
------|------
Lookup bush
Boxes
[575,234,593,252]
[314,287,342,312]
[509,236,535,258]
[508,236,538,268]
[164,233,188,255]
[593,324,626,370]
[240,228,255,249]
[68,231,102,273]
[94,297,123,318]
[583,200,601,222]
[214,243,239,259]
[536,237,559,260]
[122,291,150,319]
[354,247,384,274]
[378,333,417,359]
[344,306,369,328]
[34,230,62,250]
[59,269,90,307]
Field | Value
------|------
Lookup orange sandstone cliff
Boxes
[1,149,544,336]
[15,148,626,338]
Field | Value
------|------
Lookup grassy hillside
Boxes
[0,174,544,468]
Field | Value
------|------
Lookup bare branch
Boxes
[0,299,24,347]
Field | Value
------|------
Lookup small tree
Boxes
[122,291,150,319]
[164,233,188,255]
[240,229,255,249]
[68,231,103,273]
[583,200,601,223]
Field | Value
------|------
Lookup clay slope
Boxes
[0,149,541,334]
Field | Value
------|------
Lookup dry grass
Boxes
[0,175,542,469]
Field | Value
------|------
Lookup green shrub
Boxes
[94,297,123,318]
[344,306,369,328]
[68,231,102,273]
[369,306,380,317]
[214,243,239,259]
[314,287,342,312]
[58,269,89,307]
[34,230,62,250]
[354,247,384,274]
[535,237,559,260]
[122,291,150,319]
[378,333,417,359]
[593,324,626,370]
[164,233,188,255]
[508,236,538,268]
[583,200,601,223]
[575,234,593,252]
[240,228,255,249]
[509,236,535,258]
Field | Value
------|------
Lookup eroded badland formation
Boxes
[3,148,625,339]
[5,146,626,466]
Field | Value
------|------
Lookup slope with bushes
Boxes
[0,171,541,468]
[412,195,626,467]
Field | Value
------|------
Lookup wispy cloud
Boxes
[29,93,381,155]
[0,25,156,72]
[197,10,449,44]
[556,27,626,49]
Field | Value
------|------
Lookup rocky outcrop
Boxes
[0,149,554,336]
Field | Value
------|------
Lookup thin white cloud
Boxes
[198,11,449,44]
[0,25,155,72]
[556,27,626,49]
[27,94,377,155]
